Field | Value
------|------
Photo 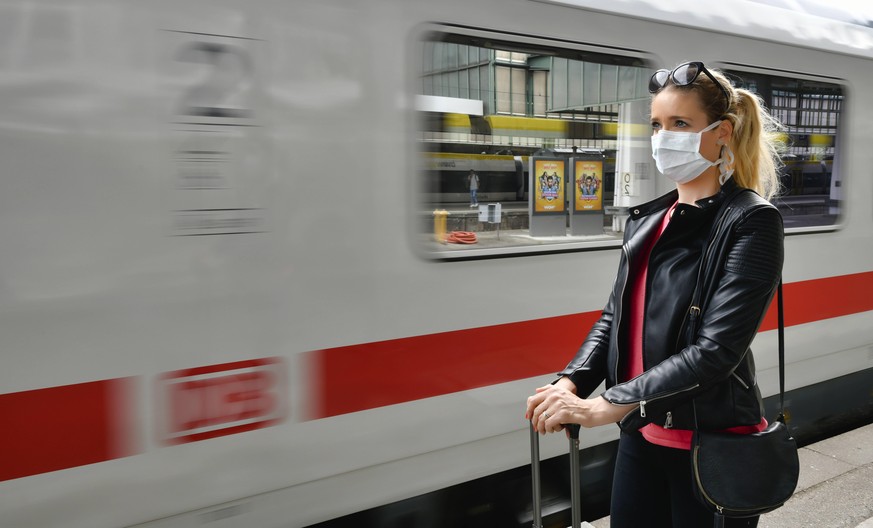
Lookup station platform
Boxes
[589,422,873,527]
[426,195,837,234]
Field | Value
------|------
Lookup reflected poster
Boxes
[533,159,565,214]
[574,160,603,212]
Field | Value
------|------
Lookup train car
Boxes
[420,152,528,203]
[1,1,872,527]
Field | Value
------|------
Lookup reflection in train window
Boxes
[724,70,842,230]
[416,30,653,257]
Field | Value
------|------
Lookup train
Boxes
[1,0,872,527]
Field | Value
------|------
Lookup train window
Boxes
[415,29,654,258]
[722,68,843,231]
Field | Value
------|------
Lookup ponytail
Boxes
[723,88,785,201]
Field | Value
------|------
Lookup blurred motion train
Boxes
[1,1,872,527]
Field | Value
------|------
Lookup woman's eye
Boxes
[651,122,661,131]
[674,120,688,128]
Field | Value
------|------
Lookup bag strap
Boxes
[776,279,786,420]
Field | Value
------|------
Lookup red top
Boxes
[626,202,766,450]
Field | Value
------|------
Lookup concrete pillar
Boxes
[611,99,657,232]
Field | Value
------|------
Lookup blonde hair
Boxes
[724,87,785,201]
[658,65,785,201]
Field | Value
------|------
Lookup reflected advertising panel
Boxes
[574,160,603,212]
[533,159,565,214]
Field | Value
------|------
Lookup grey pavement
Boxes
[590,423,873,528]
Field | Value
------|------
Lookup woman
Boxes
[525,61,785,527]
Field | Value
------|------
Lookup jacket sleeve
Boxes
[601,205,784,429]
[557,280,615,398]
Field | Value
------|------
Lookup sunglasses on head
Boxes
[648,61,731,110]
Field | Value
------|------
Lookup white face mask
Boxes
[651,120,733,185]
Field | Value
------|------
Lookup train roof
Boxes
[538,0,873,59]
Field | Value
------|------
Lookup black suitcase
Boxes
[529,422,596,528]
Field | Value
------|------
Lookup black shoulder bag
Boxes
[691,282,799,526]
[688,196,800,527]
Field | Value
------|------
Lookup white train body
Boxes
[1,1,872,527]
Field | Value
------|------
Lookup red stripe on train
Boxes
[0,378,139,482]
[760,271,873,330]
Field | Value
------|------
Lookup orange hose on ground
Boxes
[446,231,478,244]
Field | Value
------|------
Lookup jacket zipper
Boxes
[686,206,732,320]
[673,301,693,355]
[732,371,750,389]
[670,205,733,363]
[617,383,700,427]
[613,244,631,384]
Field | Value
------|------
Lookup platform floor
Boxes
[590,422,873,527]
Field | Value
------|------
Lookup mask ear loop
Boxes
[717,143,735,185]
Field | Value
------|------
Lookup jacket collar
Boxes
[628,179,743,220]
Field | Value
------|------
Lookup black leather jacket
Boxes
[560,180,784,432]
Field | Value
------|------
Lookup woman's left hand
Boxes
[525,385,636,434]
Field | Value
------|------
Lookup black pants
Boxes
[610,431,759,528]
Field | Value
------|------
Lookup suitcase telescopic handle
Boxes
[530,423,542,528]
[530,422,583,528]
[565,423,581,439]
[567,424,582,528]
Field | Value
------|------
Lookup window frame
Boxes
[410,28,848,262]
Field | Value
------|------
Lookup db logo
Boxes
[158,358,286,445]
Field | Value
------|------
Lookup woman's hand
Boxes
[525,380,637,434]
